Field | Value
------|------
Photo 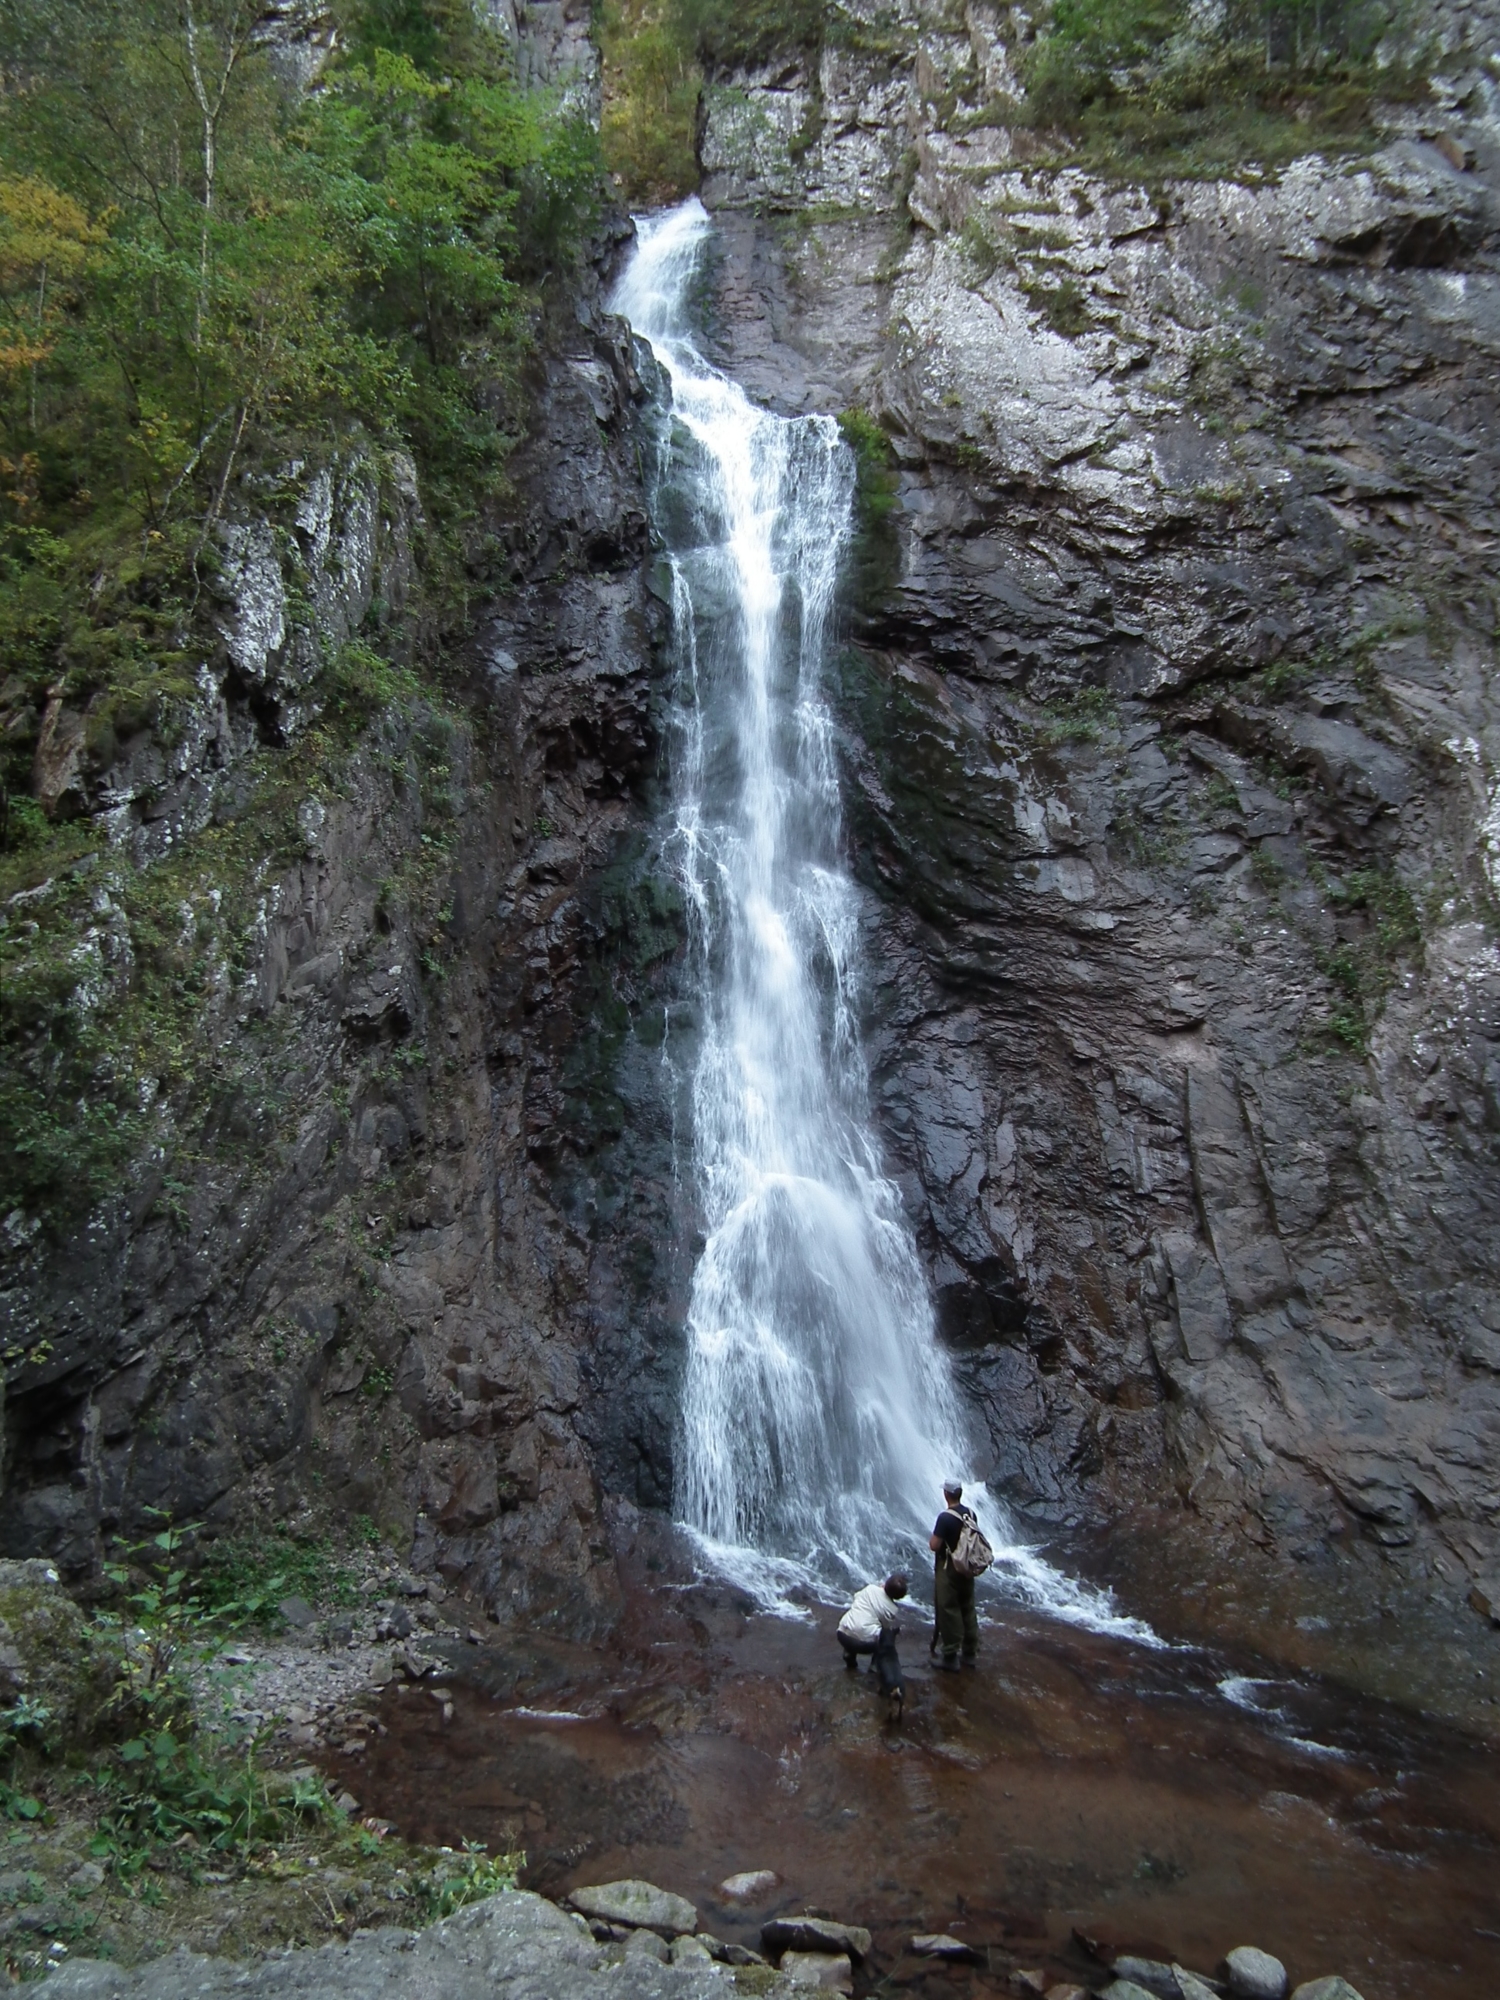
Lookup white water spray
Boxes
[613,200,1158,1646]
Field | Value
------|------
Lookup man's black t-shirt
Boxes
[933,1505,975,1562]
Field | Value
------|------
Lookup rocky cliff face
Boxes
[0,238,683,1637]
[684,0,1500,1658]
[8,0,1500,1695]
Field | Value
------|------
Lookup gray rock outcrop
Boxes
[46,1892,788,2000]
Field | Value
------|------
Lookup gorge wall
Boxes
[4,0,1500,1702]
[685,0,1500,1674]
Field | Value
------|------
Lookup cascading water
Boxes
[613,200,1157,1642]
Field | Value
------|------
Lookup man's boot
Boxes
[935,1653,960,1673]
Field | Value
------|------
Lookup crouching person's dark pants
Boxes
[839,1626,904,1694]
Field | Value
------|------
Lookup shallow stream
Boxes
[328,1549,1500,2000]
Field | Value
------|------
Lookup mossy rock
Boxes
[0,1562,131,1750]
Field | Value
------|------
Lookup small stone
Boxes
[718,1869,779,1903]
[671,1935,713,1964]
[1013,1970,1046,1995]
[625,1929,670,1963]
[334,1791,359,1814]
[278,1596,316,1630]
[1290,1983,1366,2000]
[467,1628,484,1644]
[763,1916,872,1961]
[67,1863,104,1895]
[1226,1947,1288,2000]
[910,1934,981,1963]
[1174,1968,1223,2000]
[1114,1962,1181,2000]
[718,1944,769,1967]
[779,1951,853,1993]
[569,1880,699,1937]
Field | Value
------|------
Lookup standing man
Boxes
[929,1480,979,1672]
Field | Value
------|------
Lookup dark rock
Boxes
[762,1918,872,1961]
[277,1596,316,1631]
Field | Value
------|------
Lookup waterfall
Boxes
[613,200,1160,1643]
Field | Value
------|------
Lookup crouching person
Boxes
[837,1573,908,1716]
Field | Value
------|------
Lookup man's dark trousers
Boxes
[934,1563,978,1663]
[839,1626,904,1694]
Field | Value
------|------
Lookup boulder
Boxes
[568,1880,698,1938]
[719,1870,779,1903]
[779,1952,853,1993]
[0,1567,133,1748]
[763,1918,872,1961]
[1225,1948,1288,2000]
[910,1935,981,1962]
[1290,1983,1366,2000]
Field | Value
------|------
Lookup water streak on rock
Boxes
[613,201,1150,1645]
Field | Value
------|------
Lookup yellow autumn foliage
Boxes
[0,175,106,380]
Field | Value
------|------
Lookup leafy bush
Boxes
[0,0,598,791]
[95,1732,336,1878]
[419,1841,525,1919]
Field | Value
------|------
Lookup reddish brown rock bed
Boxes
[318,1567,1500,2000]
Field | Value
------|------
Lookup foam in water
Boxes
[612,199,1157,1650]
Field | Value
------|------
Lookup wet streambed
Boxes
[324,1576,1500,2000]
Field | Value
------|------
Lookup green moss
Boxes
[1018,271,1092,337]
[1312,864,1424,1053]
[837,407,901,615]
[1011,0,1430,177]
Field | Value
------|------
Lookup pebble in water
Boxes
[718,1869,779,1902]
[909,1935,981,1963]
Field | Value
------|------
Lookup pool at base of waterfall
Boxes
[323,1517,1500,2000]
